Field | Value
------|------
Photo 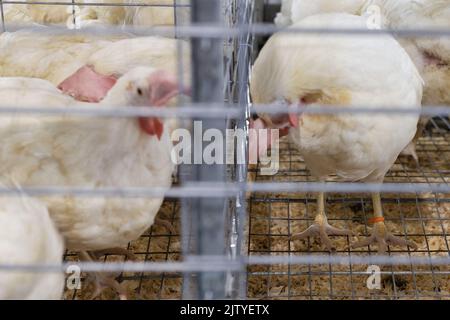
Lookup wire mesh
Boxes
[0,0,448,301]
[242,0,450,300]
[63,199,182,300]
[247,117,450,300]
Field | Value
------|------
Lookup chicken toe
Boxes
[352,221,418,254]
[291,213,353,252]
[290,192,353,251]
[353,193,419,253]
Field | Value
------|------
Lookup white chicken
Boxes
[0,29,190,102]
[60,35,191,102]
[0,67,181,297]
[251,14,423,252]
[361,0,450,162]
[0,189,64,299]
[80,0,191,27]
[274,0,293,27]
[274,0,365,27]
[275,0,449,101]
[274,0,450,162]
[0,29,114,85]
[3,0,75,25]
[4,0,191,27]
[78,0,126,25]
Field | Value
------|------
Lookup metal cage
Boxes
[0,0,448,300]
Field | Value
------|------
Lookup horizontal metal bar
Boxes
[0,185,238,198]
[247,182,450,194]
[0,260,243,273]
[246,255,450,266]
[0,254,449,274]
[249,197,450,205]
[2,1,191,7]
[251,105,450,116]
[191,24,450,38]
[0,182,448,199]
[0,104,447,118]
[249,271,450,276]
[0,105,242,119]
[3,23,450,39]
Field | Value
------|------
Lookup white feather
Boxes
[0,188,64,299]
[0,30,190,86]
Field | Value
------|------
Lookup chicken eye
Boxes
[137,88,143,96]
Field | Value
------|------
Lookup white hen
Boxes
[0,190,64,299]
[275,0,366,27]
[274,0,450,163]
[0,67,180,298]
[0,67,178,251]
[0,30,190,102]
[361,0,450,161]
[80,0,191,27]
[0,29,113,85]
[274,0,294,27]
[3,0,75,25]
[251,14,423,252]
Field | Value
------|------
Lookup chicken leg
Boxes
[352,193,418,253]
[290,192,353,251]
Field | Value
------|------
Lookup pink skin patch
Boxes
[248,118,290,162]
[58,65,117,103]
[148,70,180,107]
[289,113,299,128]
[139,70,182,140]
[250,99,304,161]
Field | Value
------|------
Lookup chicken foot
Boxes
[352,193,418,253]
[290,192,353,251]
[78,251,128,300]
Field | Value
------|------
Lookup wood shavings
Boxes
[247,133,450,300]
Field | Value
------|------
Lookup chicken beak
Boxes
[139,117,164,140]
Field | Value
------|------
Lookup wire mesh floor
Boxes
[247,117,450,300]
[63,199,183,300]
[60,117,450,300]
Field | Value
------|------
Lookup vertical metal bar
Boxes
[0,0,6,32]
[251,0,265,63]
[186,0,226,300]
[173,0,178,26]
[226,0,252,300]
[71,0,77,29]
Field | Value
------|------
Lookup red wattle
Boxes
[139,118,164,140]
